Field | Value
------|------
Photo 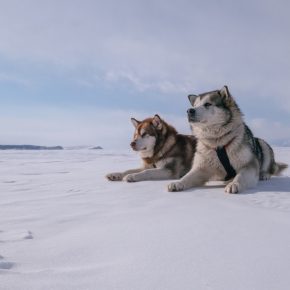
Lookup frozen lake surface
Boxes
[1,148,290,290]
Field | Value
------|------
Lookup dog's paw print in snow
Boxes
[0,255,14,270]
[0,229,33,243]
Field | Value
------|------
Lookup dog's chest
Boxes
[195,148,222,168]
[227,146,253,168]
[195,146,234,179]
[155,157,175,168]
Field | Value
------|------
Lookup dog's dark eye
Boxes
[141,133,147,138]
[204,103,212,108]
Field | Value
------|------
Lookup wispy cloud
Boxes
[0,72,31,87]
[0,0,289,146]
[103,70,193,94]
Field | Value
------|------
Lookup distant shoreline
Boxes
[0,145,63,150]
[0,145,104,150]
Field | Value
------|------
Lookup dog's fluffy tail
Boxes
[273,162,288,175]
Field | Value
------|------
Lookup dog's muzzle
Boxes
[187,108,196,121]
[130,141,137,150]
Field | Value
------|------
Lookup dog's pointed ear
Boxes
[220,85,236,107]
[188,94,198,106]
[220,85,231,100]
[152,114,163,130]
[131,118,140,128]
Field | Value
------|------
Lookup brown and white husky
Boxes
[106,114,196,182]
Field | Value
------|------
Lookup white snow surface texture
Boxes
[1,149,290,290]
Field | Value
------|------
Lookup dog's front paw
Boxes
[123,173,138,182]
[259,172,271,181]
[106,172,123,181]
[168,181,185,192]
[225,181,240,194]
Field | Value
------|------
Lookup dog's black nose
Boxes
[130,141,136,148]
[187,108,195,115]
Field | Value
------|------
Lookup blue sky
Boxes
[0,0,290,148]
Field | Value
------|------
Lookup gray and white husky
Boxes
[106,114,196,182]
[168,86,288,193]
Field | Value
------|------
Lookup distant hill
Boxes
[64,146,103,150]
[90,146,103,150]
[0,145,63,150]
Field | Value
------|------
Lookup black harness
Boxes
[216,146,236,181]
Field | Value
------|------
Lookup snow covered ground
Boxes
[1,148,290,290]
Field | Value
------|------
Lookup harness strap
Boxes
[216,146,236,181]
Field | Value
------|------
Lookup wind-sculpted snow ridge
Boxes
[0,148,290,290]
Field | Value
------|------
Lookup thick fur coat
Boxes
[107,115,196,182]
[168,86,287,193]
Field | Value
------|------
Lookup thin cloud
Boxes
[0,0,289,146]
[0,72,31,87]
